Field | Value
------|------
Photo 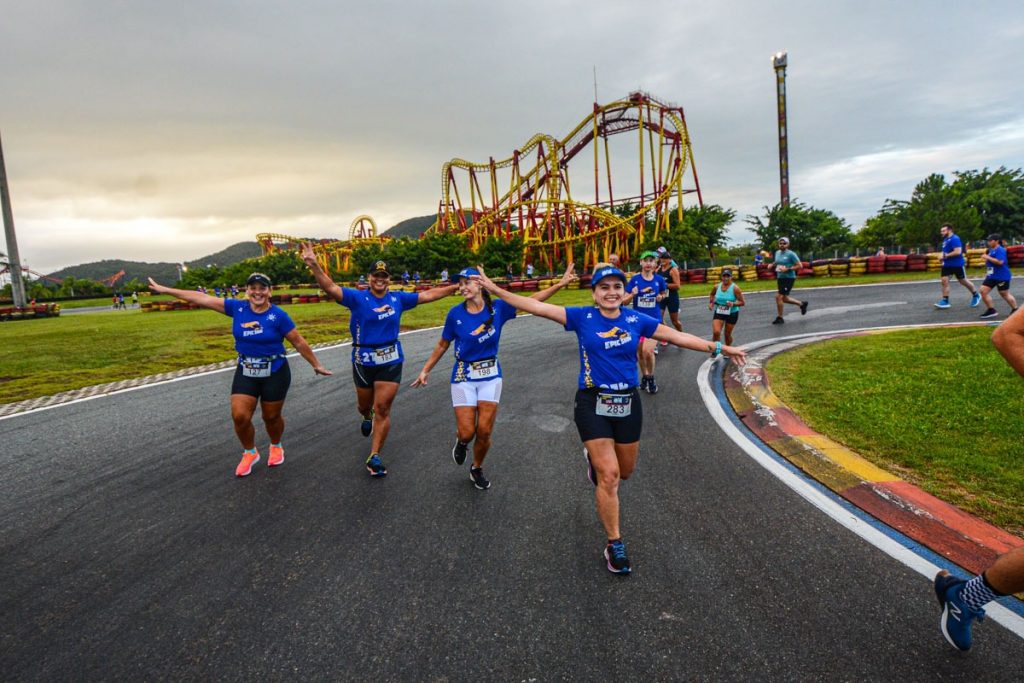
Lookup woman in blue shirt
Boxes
[148,272,331,477]
[978,233,1018,319]
[301,243,458,478]
[411,265,576,490]
[475,264,746,574]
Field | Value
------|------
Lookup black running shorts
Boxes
[352,362,403,388]
[713,311,740,325]
[981,278,1011,292]
[230,360,291,402]
[573,388,643,444]
[941,265,968,280]
[777,279,796,296]
[660,291,680,314]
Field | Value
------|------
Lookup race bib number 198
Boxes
[468,359,497,380]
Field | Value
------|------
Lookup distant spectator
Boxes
[131,291,139,307]
[876,246,886,256]
[414,271,421,285]
[526,263,534,278]
[506,263,514,280]
[402,270,410,285]
[608,254,621,270]
[440,268,449,283]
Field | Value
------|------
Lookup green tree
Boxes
[746,201,853,257]
[950,167,1024,240]
[477,234,525,275]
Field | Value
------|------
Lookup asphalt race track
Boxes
[2,280,1022,680]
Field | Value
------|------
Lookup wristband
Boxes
[712,341,722,357]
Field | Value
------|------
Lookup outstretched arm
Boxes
[474,267,567,326]
[650,323,746,364]
[530,263,578,302]
[416,283,460,305]
[992,307,1024,377]
[300,242,344,303]
[284,328,332,376]
[148,278,226,314]
[410,337,451,387]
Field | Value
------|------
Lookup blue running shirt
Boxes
[441,299,517,383]
[988,245,1012,280]
[563,306,660,390]
[942,234,965,267]
[626,273,667,313]
[340,288,420,366]
[222,299,295,372]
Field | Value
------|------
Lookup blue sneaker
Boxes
[360,410,374,437]
[970,292,982,308]
[934,571,985,651]
[934,298,951,309]
[365,453,387,478]
[604,539,631,574]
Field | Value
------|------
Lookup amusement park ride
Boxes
[258,92,702,273]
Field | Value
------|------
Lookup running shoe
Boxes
[360,410,374,437]
[604,539,631,574]
[583,447,596,486]
[979,308,998,319]
[469,466,490,490]
[268,444,284,467]
[934,299,951,309]
[934,571,985,651]
[772,316,785,324]
[800,301,809,315]
[365,453,387,478]
[639,376,649,393]
[235,450,260,477]
[652,345,659,356]
[647,376,659,394]
[452,438,469,466]
[970,292,981,308]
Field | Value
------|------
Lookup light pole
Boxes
[0,130,27,307]
[772,51,790,207]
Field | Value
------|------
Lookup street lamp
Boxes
[772,51,790,207]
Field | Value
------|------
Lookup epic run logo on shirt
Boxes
[596,326,632,349]
[240,321,264,337]
[373,304,396,320]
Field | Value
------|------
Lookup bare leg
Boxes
[992,307,1024,376]
[724,322,736,346]
[940,275,951,299]
[584,438,639,540]
[999,288,1018,311]
[984,546,1024,595]
[260,399,285,443]
[370,381,400,455]
[711,318,724,342]
[470,401,498,468]
[230,394,259,449]
[956,276,978,295]
[980,284,995,310]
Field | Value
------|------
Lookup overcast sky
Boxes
[2,1,1022,273]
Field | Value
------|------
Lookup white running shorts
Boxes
[450,377,503,407]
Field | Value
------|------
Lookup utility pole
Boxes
[0,130,27,308]
[773,52,790,207]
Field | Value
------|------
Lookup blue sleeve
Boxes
[951,236,962,252]
[441,307,458,341]
[496,299,517,324]
[638,311,660,338]
[626,275,640,293]
[338,288,360,311]
[400,291,420,310]
[221,298,236,318]
[275,307,296,336]
[563,306,582,332]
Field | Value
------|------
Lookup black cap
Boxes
[721,268,733,277]
[986,233,1002,242]
[370,260,390,276]
[246,272,272,287]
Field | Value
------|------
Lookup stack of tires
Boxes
[848,257,867,276]
[523,279,540,291]
[706,266,722,285]
[828,258,850,277]
[1007,244,1024,267]
[906,253,928,272]
[811,259,830,278]
[797,262,814,277]
[866,255,887,274]
[740,265,759,282]
[577,275,592,288]
[966,248,987,269]
[757,264,775,280]
[508,279,525,292]
[688,268,707,284]
[885,254,908,272]
[926,252,943,271]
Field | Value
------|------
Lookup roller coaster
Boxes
[258,91,702,272]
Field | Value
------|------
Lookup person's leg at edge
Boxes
[370,381,400,455]
[230,394,259,449]
[940,275,951,300]
[669,310,682,333]
[454,404,478,449]
[775,292,785,318]
[260,400,285,444]
[999,287,1018,311]
[583,437,639,541]
[470,401,498,468]
[356,385,375,425]
[980,284,995,311]
[957,275,978,295]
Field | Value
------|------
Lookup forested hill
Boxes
[46,242,263,283]
[382,214,436,239]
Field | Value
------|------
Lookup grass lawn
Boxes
[766,327,1024,536]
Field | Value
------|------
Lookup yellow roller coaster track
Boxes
[429,91,702,270]
[256,215,389,272]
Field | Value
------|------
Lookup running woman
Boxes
[978,233,1018,319]
[769,237,807,324]
[657,250,683,339]
[708,268,745,346]
[300,243,458,477]
[473,264,746,574]
[147,273,331,477]
[623,251,667,393]
[934,223,981,309]
[410,264,578,490]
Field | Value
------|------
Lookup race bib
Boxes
[468,359,497,380]
[638,295,657,308]
[596,392,632,417]
[987,267,994,276]
[715,304,732,315]
[374,344,398,364]
[240,357,271,378]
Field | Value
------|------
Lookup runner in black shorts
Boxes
[473,264,745,575]
[148,273,331,477]
[302,243,458,477]
[708,268,745,346]
[657,250,683,338]
[978,233,1018,319]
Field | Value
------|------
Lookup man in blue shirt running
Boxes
[977,233,1018,319]
[935,223,981,309]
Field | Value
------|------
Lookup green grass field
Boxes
[766,327,1024,536]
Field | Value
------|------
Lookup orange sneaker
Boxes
[235,450,260,477]
[268,444,284,467]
